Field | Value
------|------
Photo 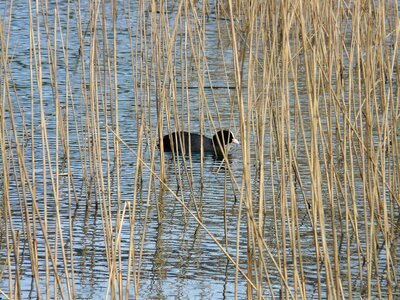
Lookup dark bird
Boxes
[160,130,239,157]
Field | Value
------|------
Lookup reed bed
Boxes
[0,0,399,299]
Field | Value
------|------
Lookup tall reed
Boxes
[0,0,398,298]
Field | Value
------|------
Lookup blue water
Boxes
[0,0,398,299]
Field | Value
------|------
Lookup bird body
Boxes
[160,130,239,157]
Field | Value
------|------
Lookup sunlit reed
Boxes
[0,0,398,298]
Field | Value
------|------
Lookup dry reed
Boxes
[0,0,398,299]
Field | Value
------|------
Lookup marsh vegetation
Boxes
[0,0,399,298]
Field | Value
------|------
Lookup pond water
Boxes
[0,0,399,299]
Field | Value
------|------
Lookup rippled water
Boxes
[1,0,398,299]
